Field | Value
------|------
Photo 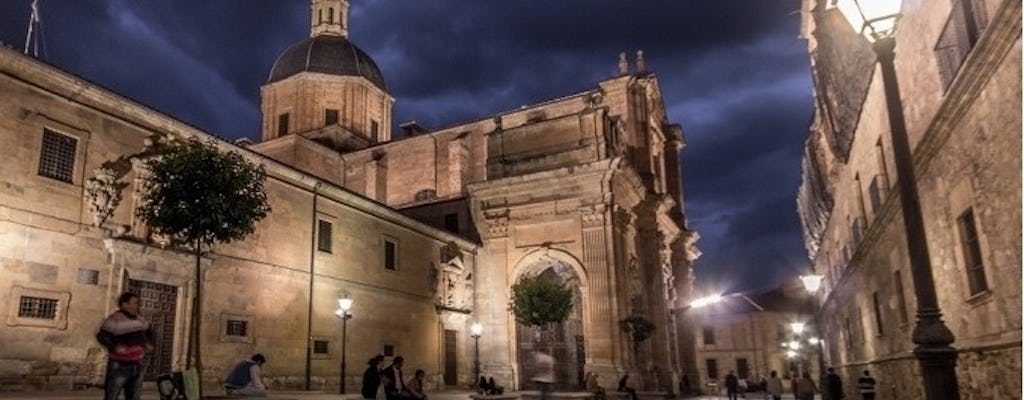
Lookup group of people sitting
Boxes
[477,376,505,395]
[362,355,429,400]
[584,372,638,400]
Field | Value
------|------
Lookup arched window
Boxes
[328,7,334,24]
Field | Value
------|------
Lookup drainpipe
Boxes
[305,182,322,390]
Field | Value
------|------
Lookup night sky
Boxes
[0,1,814,295]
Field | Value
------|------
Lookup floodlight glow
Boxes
[790,322,806,334]
[471,323,483,338]
[689,294,723,309]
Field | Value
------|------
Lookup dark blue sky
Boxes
[0,1,814,294]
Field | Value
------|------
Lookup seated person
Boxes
[487,377,504,395]
[407,369,427,400]
[478,376,491,394]
[585,372,605,400]
[618,374,637,400]
[224,353,268,397]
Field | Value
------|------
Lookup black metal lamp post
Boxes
[471,322,483,384]
[337,296,354,394]
[835,1,959,398]
[798,274,826,375]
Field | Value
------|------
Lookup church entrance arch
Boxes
[512,250,587,391]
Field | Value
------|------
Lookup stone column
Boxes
[580,203,620,387]
[478,211,516,387]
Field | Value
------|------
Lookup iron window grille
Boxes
[38,129,77,183]
[18,296,58,319]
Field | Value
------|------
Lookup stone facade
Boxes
[0,0,699,393]
[690,281,817,395]
[797,1,1021,399]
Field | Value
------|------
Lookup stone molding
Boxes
[84,167,123,229]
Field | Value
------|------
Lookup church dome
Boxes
[267,35,388,92]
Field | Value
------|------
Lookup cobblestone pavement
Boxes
[0,390,821,400]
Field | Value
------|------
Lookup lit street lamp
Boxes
[835,1,960,399]
[471,322,483,383]
[336,296,354,394]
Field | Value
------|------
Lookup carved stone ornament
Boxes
[435,256,473,311]
[85,167,122,228]
[682,230,702,262]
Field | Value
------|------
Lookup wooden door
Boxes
[444,330,458,386]
[127,279,177,380]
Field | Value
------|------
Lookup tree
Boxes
[618,315,655,357]
[508,274,573,333]
[136,138,271,385]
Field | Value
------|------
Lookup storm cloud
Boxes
[0,0,814,294]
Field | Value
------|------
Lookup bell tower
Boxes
[311,0,349,37]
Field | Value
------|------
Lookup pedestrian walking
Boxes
[96,292,153,400]
[857,370,876,400]
[362,355,386,400]
[618,374,638,400]
[724,370,739,400]
[765,370,784,400]
[531,350,555,400]
[826,367,844,400]
[796,372,817,400]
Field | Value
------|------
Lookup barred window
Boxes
[226,320,248,337]
[383,344,395,357]
[38,129,77,183]
[318,220,333,253]
[313,340,329,355]
[325,109,339,125]
[18,296,58,319]
[958,209,988,295]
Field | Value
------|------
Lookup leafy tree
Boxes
[136,138,270,384]
[508,274,573,330]
[619,315,655,366]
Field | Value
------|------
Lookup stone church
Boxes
[0,0,700,392]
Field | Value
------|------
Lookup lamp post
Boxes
[799,274,825,379]
[835,1,959,399]
[336,296,354,394]
[471,322,483,384]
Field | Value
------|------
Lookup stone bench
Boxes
[518,391,596,400]
[635,391,670,400]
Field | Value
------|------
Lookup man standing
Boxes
[856,370,876,400]
[724,370,739,400]
[826,367,844,400]
[383,356,410,400]
[96,292,153,400]
[765,370,784,400]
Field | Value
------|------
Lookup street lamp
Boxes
[790,322,806,335]
[471,322,483,384]
[835,2,960,399]
[336,296,354,394]
[798,274,823,294]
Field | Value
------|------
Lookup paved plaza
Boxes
[0,390,825,400]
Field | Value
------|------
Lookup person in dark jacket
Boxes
[617,374,638,400]
[224,354,268,397]
[724,371,740,400]
[826,368,844,400]
[362,355,386,399]
[382,356,411,400]
[96,292,153,400]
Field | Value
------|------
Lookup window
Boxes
[736,358,749,379]
[935,0,989,89]
[872,292,884,335]
[383,344,395,357]
[328,7,334,23]
[325,109,339,125]
[318,9,323,24]
[38,129,77,183]
[317,220,333,253]
[702,326,715,345]
[278,113,290,136]
[894,270,909,324]
[371,120,380,141]
[18,296,58,319]
[77,268,99,285]
[314,340,329,355]
[444,213,459,234]
[843,317,852,349]
[226,320,248,337]
[868,176,886,214]
[705,359,719,379]
[957,209,988,295]
[384,239,397,270]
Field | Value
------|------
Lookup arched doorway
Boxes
[514,255,585,391]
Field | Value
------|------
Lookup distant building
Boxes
[691,280,817,395]
[0,0,699,392]
[797,0,1020,399]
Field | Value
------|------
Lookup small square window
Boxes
[383,344,395,357]
[226,320,248,337]
[318,220,333,253]
[18,296,58,320]
[314,340,330,355]
[38,129,77,183]
[326,109,339,125]
[77,268,99,285]
[278,113,290,136]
